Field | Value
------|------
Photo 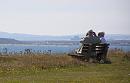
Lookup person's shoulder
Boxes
[100,37,107,43]
[94,36,100,40]
[84,36,89,39]
[100,37,106,40]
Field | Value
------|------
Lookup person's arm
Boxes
[80,37,84,43]
[80,37,86,43]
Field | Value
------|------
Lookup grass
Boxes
[0,50,130,83]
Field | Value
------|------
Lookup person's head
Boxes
[98,32,105,37]
[86,30,93,36]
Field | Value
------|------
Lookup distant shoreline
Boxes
[0,40,130,46]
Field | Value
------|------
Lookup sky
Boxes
[0,0,130,35]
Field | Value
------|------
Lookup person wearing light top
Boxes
[98,32,108,62]
[98,32,107,43]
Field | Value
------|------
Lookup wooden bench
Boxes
[69,43,110,63]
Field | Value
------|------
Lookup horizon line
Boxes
[0,31,130,36]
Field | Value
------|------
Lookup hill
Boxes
[0,32,74,41]
[0,38,22,44]
[0,31,130,41]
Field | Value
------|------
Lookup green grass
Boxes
[0,51,130,83]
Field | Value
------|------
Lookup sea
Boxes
[0,44,130,54]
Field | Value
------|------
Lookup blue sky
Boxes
[0,0,129,35]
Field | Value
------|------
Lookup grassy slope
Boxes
[0,53,130,83]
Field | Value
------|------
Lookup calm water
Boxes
[0,44,130,54]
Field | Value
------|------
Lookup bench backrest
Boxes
[82,43,109,54]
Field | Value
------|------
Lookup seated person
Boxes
[77,30,100,54]
[98,32,108,60]
[80,30,101,44]
[98,32,107,43]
